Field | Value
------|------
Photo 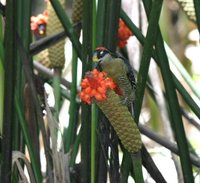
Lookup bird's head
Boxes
[92,47,110,62]
[92,47,111,70]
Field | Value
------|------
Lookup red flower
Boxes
[79,69,117,104]
[118,19,133,48]
[30,10,48,32]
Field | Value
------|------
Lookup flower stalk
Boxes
[80,69,142,153]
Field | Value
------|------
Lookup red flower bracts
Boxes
[79,69,118,104]
[118,19,133,48]
[31,10,48,33]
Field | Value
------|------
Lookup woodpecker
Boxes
[92,47,136,111]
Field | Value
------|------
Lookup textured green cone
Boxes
[72,0,83,24]
[177,0,196,21]
[46,0,65,68]
[38,49,52,68]
[97,90,142,153]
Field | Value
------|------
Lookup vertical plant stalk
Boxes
[120,150,132,183]
[96,0,106,46]
[1,0,16,182]
[13,0,23,151]
[95,1,108,182]
[105,0,121,52]
[81,0,93,182]
[91,0,97,182]
[65,49,78,152]
[91,103,97,183]
[0,16,4,134]
[52,68,61,120]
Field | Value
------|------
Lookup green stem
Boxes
[64,49,78,153]
[96,0,107,46]
[91,0,97,182]
[131,152,144,183]
[91,104,97,183]
[81,0,93,182]
[120,151,132,183]
[1,0,16,182]
[0,39,4,135]
[105,0,121,51]
[53,68,61,121]
[69,131,81,167]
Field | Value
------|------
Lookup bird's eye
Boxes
[100,51,104,56]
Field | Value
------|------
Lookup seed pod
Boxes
[46,0,65,69]
[38,49,52,68]
[97,90,142,153]
[72,0,83,24]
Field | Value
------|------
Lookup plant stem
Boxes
[131,152,144,183]
[81,0,93,182]
[1,0,16,182]
[64,49,78,152]
[53,68,61,121]
[91,104,97,183]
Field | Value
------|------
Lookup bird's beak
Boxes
[92,52,99,62]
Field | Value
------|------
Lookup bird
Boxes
[92,47,136,113]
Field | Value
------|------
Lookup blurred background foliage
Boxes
[0,0,200,182]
